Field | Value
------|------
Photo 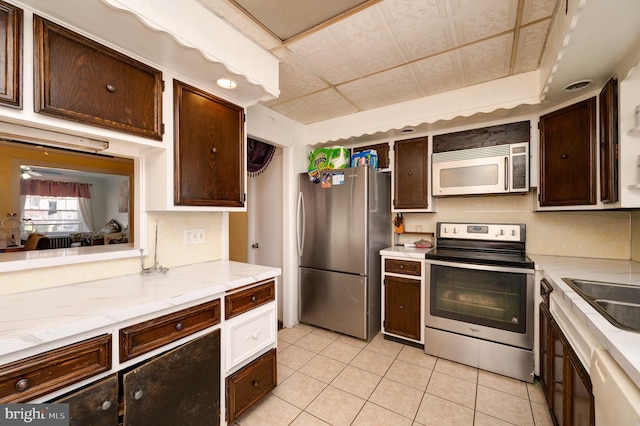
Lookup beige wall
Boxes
[401,193,632,260]
[0,211,223,295]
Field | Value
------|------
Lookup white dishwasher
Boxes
[590,348,640,425]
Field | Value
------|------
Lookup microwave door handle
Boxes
[504,156,509,191]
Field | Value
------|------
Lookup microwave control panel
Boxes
[437,222,524,242]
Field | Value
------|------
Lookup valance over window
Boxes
[247,138,276,177]
[20,180,92,198]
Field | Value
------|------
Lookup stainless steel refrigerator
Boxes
[297,166,391,341]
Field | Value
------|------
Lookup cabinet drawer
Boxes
[385,259,421,276]
[119,299,220,362]
[0,334,111,403]
[34,16,163,140]
[225,280,275,319]
[226,348,276,423]
[225,302,276,372]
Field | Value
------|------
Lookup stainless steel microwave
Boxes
[432,142,529,196]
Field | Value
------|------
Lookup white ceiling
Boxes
[200,0,557,124]
[199,0,640,127]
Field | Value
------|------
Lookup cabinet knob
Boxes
[251,380,259,387]
[560,154,568,159]
[399,305,404,309]
[175,322,184,331]
[408,171,413,176]
[106,84,116,93]
[399,265,404,269]
[134,390,144,400]
[251,295,257,302]
[211,147,218,154]
[101,400,112,411]
[15,378,30,392]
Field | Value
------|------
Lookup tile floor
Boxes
[233,324,553,426]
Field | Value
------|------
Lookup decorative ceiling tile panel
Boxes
[513,19,551,74]
[339,65,424,110]
[411,51,464,96]
[450,0,518,44]
[459,34,513,85]
[327,7,390,51]
[269,49,328,102]
[380,0,448,36]
[396,25,456,61]
[270,89,360,124]
[521,0,558,25]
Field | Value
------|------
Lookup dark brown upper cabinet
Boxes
[539,98,597,207]
[599,78,619,203]
[394,137,429,210]
[0,1,22,108]
[33,15,163,140]
[173,80,245,207]
[352,142,390,169]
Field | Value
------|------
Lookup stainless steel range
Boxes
[424,222,535,382]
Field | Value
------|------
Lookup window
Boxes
[22,195,87,236]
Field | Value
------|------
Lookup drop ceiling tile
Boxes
[270,89,360,124]
[512,19,551,74]
[270,49,328,102]
[459,33,513,85]
[326,6,391,52]
[338,65,424,110]
[396,25,456,62]
[411,51,464,96]
[521,0,558,25]
[450,0,518,45]
[347,42,407,76]
[380,0,449,36]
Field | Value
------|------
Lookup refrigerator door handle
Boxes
[296,191,305,256]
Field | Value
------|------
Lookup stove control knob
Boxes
[511,229,517,237]
[443,227,449,234]
[452,228,458,234]
[499,229,505,236]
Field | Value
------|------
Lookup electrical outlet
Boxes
[184,228,205,245]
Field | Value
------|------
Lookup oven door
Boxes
[425,260,534,350]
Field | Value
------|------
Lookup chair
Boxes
[23,233,49,251]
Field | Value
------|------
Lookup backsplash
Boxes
[401,193,632,260]
[0,212,224,295]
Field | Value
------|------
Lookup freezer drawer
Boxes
[299,268,368,340]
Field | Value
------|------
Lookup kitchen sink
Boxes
[562,278,640,332]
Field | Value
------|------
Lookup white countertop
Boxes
[529,254,640,388]
[380,245,433,259]
[0,260,281,361]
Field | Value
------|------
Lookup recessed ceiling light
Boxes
[216,78,238,90]
[563,79,592,92]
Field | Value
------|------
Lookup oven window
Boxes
[430,265,527,334]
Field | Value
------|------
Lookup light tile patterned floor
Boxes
[234,324,553,426]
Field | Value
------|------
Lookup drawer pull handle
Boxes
[134,390,144,400]
[175,322,184,331]
[106,84,116,92]
[247,330,262,340]
[15,378,30,392]
[251,380,259,387]
[101,400,112,411]
[251,295,257,302]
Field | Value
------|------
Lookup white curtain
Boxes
[78,197,95,232]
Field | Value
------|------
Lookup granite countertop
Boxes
[380,245,433,259]
[0,260,281,361]
[529,254,640,388]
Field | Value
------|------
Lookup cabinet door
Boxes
[0,1,21,108]
[53,374,118,426]
[539,98,596,206]
[599,77,618,203]
[394,137,428,209]
[384,275,421,340]
[567,349,594,426]
[551,319,565,426]
[539,304,551,405]
[34,16,163,140]
[174,80,245,207]
[122,329,220,425]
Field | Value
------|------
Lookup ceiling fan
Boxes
[20,166,42,180]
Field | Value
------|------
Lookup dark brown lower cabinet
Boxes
[383,275,421,341]
[52,329,220,426]
[539,304,594,426]
[54,374,118,426]
[226,348,277,423]
[123,329,220,425]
